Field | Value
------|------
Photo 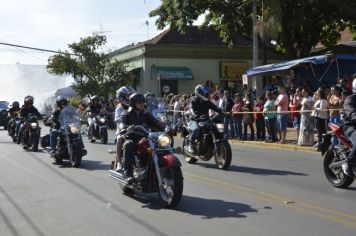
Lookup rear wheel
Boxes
[158,166,183,208]
[182,138,198,164]
[101,129,108,144]
[214,141,232,170]
[323,149,354,188]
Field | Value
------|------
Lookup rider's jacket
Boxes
[121,109,164,140]
[20,105,41,119]
[88,104,102,116]
[50,109,61,130]
[190,95,221,119]
[343,94,356,131]
[8,107,20,117]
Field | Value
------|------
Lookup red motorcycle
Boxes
[320,123,355,188]
[108,125,183,208]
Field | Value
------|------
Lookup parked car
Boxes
[0,101,9,129]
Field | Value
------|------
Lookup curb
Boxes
[228,139,317,153]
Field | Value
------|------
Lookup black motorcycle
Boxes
[50,105,86,167]
[182,113,232,170]
[17,113,41,151]
[88,111,108,144]
[7,113,21,142]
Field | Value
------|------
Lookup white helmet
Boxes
[116,86,135,106]
[353,78,356,94]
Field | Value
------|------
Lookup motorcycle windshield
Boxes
[146,98,159,113]
[59,105,81,128]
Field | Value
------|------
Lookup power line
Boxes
[0,42,76,56]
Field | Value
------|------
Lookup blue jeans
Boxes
[232,117,243,139]
[330,116,341,145]
[224,117,234,138]
[266,118,277,141]
[50,129,58,149]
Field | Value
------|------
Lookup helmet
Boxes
[129,93,145,108]
[12,101,19,108]
[56,96,68,108]
[144,92,155,101]
[194,85,210,101]
[116,86,136,106]
[24,95,34,106]
[353,78,356,94]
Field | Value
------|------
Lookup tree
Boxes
[47,34,131,98]
[150,0,356,58]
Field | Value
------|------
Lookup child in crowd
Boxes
[254,96,266,141]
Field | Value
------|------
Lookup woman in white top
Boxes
[311,89,328,150]
[298,88,314,146]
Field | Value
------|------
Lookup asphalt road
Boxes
[0,127,355,236]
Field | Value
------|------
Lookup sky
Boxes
[0,0,163,65]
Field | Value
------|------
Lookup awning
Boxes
[155,67,193,80]
[246,54,356,77]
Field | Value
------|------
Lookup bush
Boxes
[68,97,81,107]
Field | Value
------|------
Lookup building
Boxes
[110,26,282,96]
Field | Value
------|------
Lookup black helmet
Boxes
[144,92,155,101]
[129,93,145,108]
[12,101,19,108]
[56,96,68,108]
[24,95,34,106]
[194,85,210,101]
[91,95,99,101]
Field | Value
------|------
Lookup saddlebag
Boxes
[40,134,50,148]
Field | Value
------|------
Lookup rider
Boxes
[121,93,165,183]
[342,78,356,176]
[17,96,42,148]
[114,86,135,171]
[48,96,67,152]
[87,95,102,139]
[7,101,21,132]
[188,85,222,154]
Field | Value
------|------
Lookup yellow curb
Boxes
[229,139,317,153]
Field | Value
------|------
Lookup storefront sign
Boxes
[155,67,193,80]
[220,61,247,80]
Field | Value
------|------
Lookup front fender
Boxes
[162,153,181,167]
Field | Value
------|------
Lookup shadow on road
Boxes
[196,163,308,176]
[81,160,111,171]
[136,194,258,219]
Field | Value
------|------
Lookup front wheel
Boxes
[323,149,354,188]
[101,128,108,144]
[71,141,83,168]
[159,166,183,208]
[31,131,40,152]
[214,141,232,170]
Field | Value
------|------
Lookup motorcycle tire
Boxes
[31,132,40,152]
[71,142,82,168]
[323,149,354,188]
[158,166,183,209]
[54,153,63,164]
[214,141,232,170]
[101,129,108,144]
[120,185,134,195]
[182,138,198,164]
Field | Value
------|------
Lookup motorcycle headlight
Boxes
[216,123,224,133]
[30,123,38,129]
[160,115,168,123]
[157,134,171,148]
[70,125,80,134]
[99,118,106,123]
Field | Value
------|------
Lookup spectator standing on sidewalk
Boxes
[232,94,244,140]
[289,87,303,140]
[254,96,266,141]
[242,93,254,140]
[222,90,234,138]
[311,89,329,150]
[275,85,289,143]
[263,92,277,142]
[298,88,314,146]
[328,86,342,145]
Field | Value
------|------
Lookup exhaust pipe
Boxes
[109,170,128,185]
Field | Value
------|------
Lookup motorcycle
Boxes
[108,125,183,208]
[50,105,86,167]
[320,123,355,188]
[17,113,41,151]
[88,110,108,144]
[182,113,232,170]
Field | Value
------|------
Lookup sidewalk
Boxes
[228,127,318,152]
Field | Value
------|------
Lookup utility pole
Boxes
[252,0,261,96]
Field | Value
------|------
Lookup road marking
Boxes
[185,172,356,228]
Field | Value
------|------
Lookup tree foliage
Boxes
[150,0,356,58]
[47,34,131,98]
